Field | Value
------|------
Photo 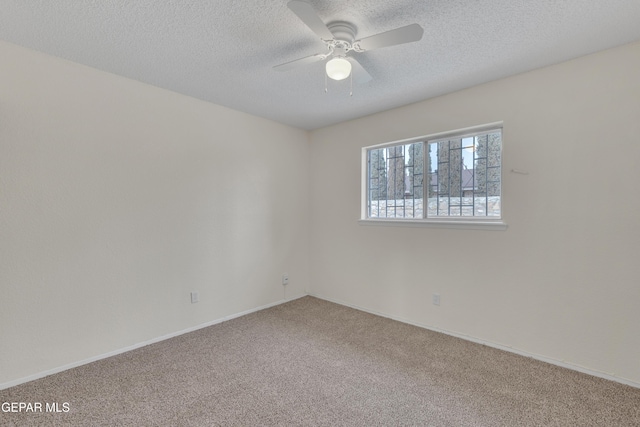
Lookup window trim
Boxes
[360,122,507,230]
[358,218,507,231]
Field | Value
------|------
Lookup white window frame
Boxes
[360,123,507,230]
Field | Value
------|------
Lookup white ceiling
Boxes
[2,1,640,130]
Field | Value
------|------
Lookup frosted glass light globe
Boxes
[325,57,352,81]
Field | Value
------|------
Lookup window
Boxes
[362,125,504,228]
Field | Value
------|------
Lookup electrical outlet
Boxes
[191,292,199,304]
[432,293,441,306]
[282,273,289,286]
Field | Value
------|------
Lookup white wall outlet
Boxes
[191,291,199,304]
[282,273,289,285]
[432,293,441,306]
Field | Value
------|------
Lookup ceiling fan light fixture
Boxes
[326,57,352,80]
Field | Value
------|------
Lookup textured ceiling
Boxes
[2,0,640,130]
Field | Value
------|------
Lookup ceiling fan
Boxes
[274,0,424,83]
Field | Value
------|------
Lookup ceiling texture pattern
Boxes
[2,0,640,130]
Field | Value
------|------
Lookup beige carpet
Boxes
[1,296,639,426]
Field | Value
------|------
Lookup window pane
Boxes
[367,142,424,219]
[427,130,501,218]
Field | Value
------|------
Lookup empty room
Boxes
[1,1,639,425]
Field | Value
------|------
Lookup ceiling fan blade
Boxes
[273,53,325,72]
[356,23,424,51]
[349,57,373,84]
[287,0,335,40]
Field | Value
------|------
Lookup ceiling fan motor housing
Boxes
[327,21,357,43]
[326,22,361,57]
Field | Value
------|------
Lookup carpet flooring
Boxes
[1,296,639,426]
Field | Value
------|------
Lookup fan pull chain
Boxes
[350,72,353,97]
[325,72,328,94]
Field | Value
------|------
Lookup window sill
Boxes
[358,218,507,231]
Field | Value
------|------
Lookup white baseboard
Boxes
[6,292,636,391]
[309,293,640,390]
[0,294,307,391]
